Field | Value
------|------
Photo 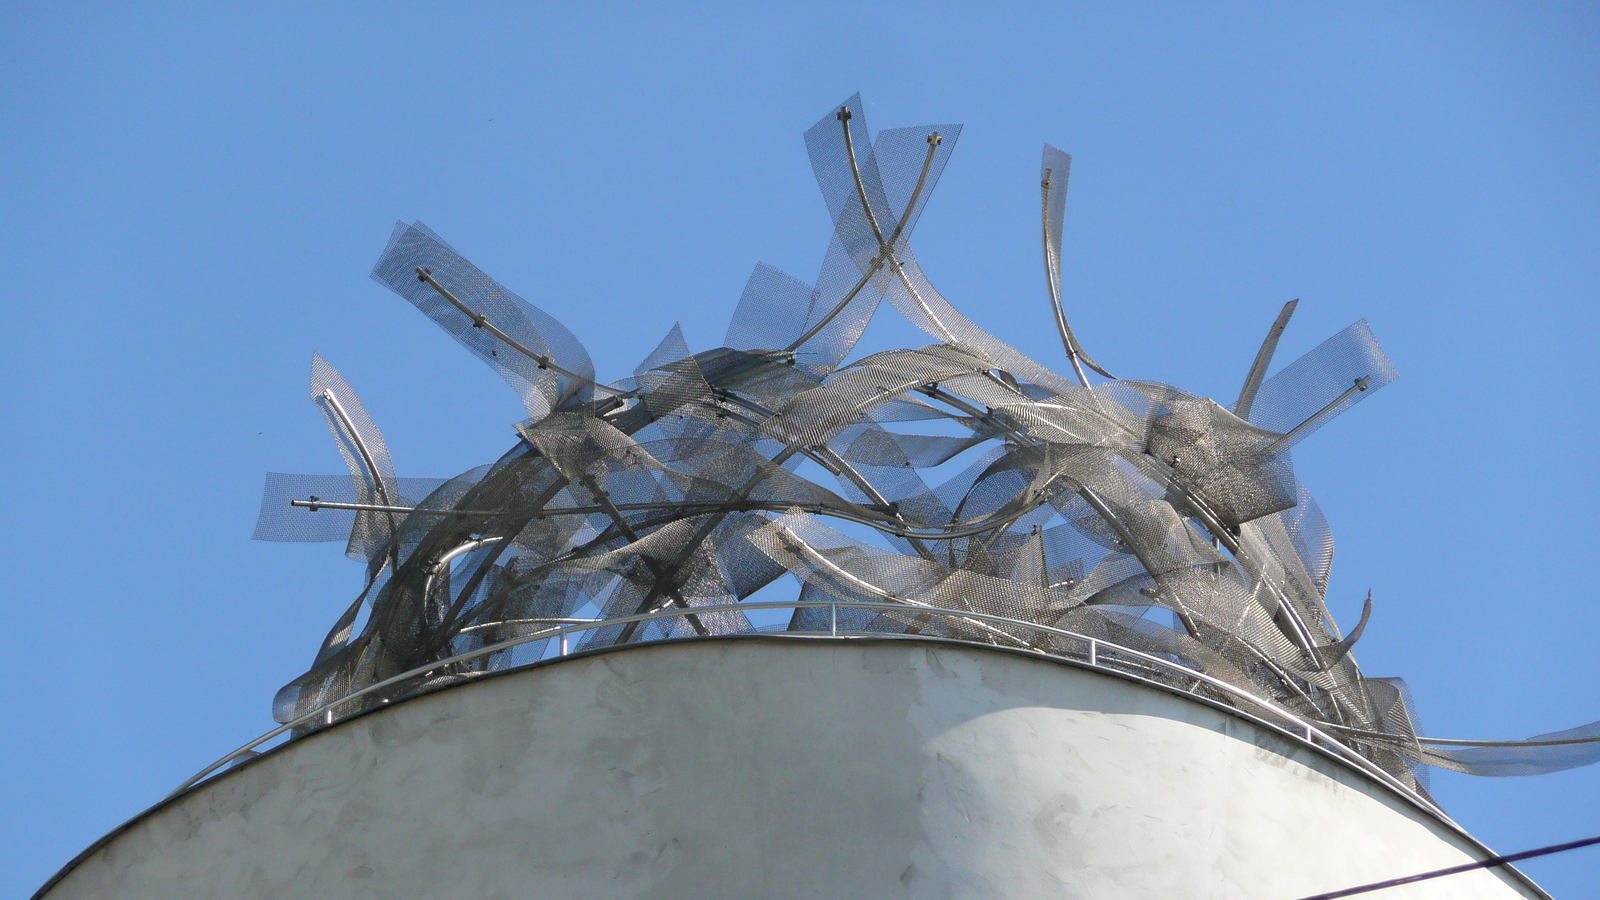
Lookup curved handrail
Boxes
[170,599,1441,818]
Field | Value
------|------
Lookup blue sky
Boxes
[2,2,1597,896]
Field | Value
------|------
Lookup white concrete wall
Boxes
[38,639,1545,900]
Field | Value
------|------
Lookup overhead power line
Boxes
[1294,834,1600,899]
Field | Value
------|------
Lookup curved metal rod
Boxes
[1041,164,1091,389]
[577,473,710,640]
[1418,735,1600,748]
[1115,447,1319,657]
[784,258,883,353]
[783,131,942,354]
[170,598,1442,820]
[837,106,886,245]
[881,132,941,251]
[616,441,809,642]
[714,392,939,561]
[420,535,504,606]
[701,402,843,476]
[885,256,956,344]
[1235,299,1298,419]
[1073,486,1201,641]
[294,499,476,514]
[456,617,601,635]
[319,391,394,510]
[1039,154,1113,381]
[774,526,1036,651]
[1306,590,1371,672]
[1323,722,1600,749]
[415,267,629,398]
[919,382,1135,456]
[433,535,501,570]
[319,389,400,573]
[834,107,954,343]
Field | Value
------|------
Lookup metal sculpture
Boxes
[254,95,1600,794]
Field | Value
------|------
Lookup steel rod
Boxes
[415,267,629,397]
[1235,299,1298,420]
[881,132,941,250]
[289,495,1044,541]
[1263,376,1371,454]
[1041,163,1092,389]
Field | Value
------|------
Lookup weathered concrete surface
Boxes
[39,639,1543,899]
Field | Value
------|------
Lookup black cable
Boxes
[1294,834,1600,899]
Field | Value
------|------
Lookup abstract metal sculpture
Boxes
[253,95,1599,795]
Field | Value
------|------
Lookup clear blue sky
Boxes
[3,2,1597,896]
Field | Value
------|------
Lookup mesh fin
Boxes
[253,473,450,543]
[309,353,401,561]
[1419,721,1600,776]
[725,263,815,353]
[371,221,596,421]
[1247,319,1398,443]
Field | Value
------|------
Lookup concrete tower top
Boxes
[36,640,1550,899]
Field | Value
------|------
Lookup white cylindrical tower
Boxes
[34,639,1547,899]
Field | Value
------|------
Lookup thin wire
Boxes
[1292,834,1600,899]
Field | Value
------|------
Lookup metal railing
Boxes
[171,599,1443,819]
